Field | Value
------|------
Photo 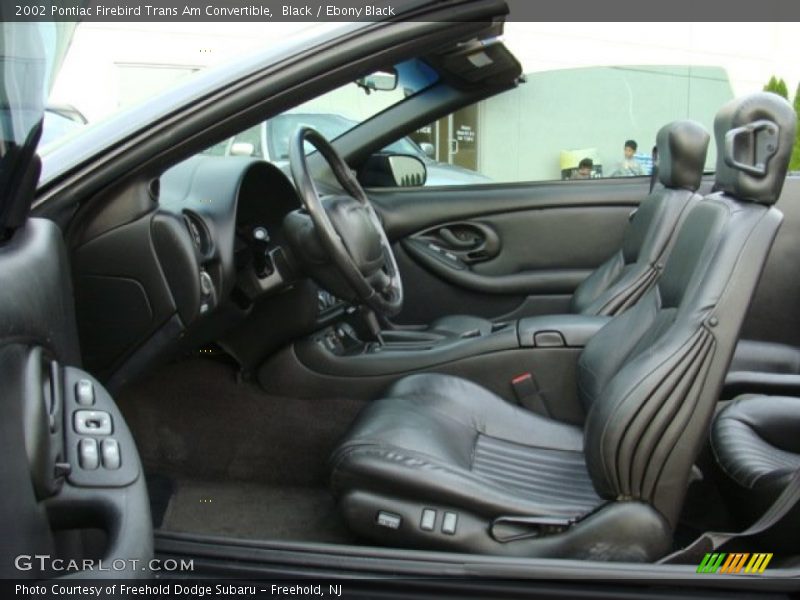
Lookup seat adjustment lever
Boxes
[490,514,577,543]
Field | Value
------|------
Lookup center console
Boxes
[302,319,519,376]
[258,312,611,424]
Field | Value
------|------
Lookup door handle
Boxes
[412,222,500,266]
[439,227,480,249]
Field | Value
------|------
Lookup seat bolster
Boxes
[332,394,478,473]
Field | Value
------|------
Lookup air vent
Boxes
[183,211,212,256]
[148,178,160,201]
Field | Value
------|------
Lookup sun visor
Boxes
[426,30,523,89]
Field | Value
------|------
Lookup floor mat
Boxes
[117,357,367,488]
[161,479,355,543]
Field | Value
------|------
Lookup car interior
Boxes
[4,11,800,584]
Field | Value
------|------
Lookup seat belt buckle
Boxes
[490,514,577,543]
[510,372,549,415]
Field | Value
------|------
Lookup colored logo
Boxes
[697,552,772,574]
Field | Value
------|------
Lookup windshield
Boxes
[266,57,437,155]
[268,114,356,160]
[267,113,424,160]
[40,108,84,146]
[40,21,800,188]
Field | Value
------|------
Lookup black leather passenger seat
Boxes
[428,119,710,336]
[568,119,710,316]
[329,92,797,561]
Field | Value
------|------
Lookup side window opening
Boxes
[392,65,732,187]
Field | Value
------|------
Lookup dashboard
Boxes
[159,155,301,310]
[71,155,333,389]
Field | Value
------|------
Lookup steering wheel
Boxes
[289,126,403,317]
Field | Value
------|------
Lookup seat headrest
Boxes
[714,92,797,205]
[657,120,710,191]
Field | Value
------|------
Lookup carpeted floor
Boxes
[160,479,355,543]
[116,357,366,543]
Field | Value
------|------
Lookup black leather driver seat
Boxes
[711,395,800,551]
[331,93,796,561]
[428,119,710,337]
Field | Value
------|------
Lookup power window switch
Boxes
[376,511,401,530]
[101,439,121,470]
[75,379,95,406]
[74,410,112,435]
[78,439,99,470]
[442,511,458,535]
[420,509,436,531]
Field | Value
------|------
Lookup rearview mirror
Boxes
[356,69,398,93]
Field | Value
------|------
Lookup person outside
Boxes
[610,139,644,177]
[571,157,594,179]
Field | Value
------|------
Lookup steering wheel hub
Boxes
[323,195,385,275]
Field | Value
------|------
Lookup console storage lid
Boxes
[518,314,612,348]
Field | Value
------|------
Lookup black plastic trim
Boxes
[153,531,800,591]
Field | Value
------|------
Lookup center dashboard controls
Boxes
[317,289,341,313]
[316,322,363,355]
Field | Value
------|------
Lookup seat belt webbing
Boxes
[659,467,800,564]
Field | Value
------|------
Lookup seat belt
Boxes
[659,467,800,564]
[648,145,659,194]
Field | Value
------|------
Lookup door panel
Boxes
[0,219,153,578]
[370,178,647,324]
